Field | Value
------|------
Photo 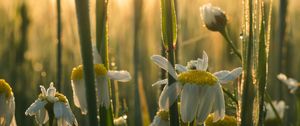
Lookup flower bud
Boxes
[200,4,227,32]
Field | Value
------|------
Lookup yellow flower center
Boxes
[157,110,169,121]
[205,114,237,126]
[38,92,68,103]
[55,92,68,103]
[71,64,107,80]
[0,79,13,98]
[177,70,217,86]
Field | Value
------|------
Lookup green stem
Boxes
[241,0,254,125]
[297,96,300,126]
[220,28,242,61]
[96,0,114,125]
[56,0,62,91]
[222,88,238,105]
[74,0,98,125]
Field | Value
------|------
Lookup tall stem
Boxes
[220,28,242,60]
[161,0,179,125]
[74,0,98,125]
[96,0,114,125]
[240,0,255,125]
[56,0,62,91]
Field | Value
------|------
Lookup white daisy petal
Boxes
[212,85,225,122]
[214,67,242,84]
[198,51,208,71]
[196,87,215,124]
[40,86,47,97]
[180,84,200,122]
[96,76,110,108]
[152,79,168,87]
[93,45,103,64]
[151,55,178,79]
[71,80,88,114]
[0,94,6,118]
[175,64,188,72]
[54,102,65,119]
[35,108,48,124]
[107,70,131,82]
[150,116,169,126]
[5,96,15,125]
[25,100,47,116]
[159,82,181,110]
[47,82,56,97]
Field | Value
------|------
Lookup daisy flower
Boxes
[25,83,77,126]
[0,79,16,126]
[200,3,227,32]
[71,48,131,114]
[151,51,242,124]
[150,110,169,126]
[277,73,300,93]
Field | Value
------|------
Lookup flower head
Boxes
[0,79,16,126]
[151,51,242,124]
[25,83,77,126]
[150,110,169,126]
[277,73,300,93]
[200,3,227,32]
[71,48,131,114]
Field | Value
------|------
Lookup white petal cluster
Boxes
[200,3,227,31]
[25,83,77,126]
[0,79,16,126]
[277,73,299,93]
[265,100,287,120]
[71,48,131,114]
[151,51,242,124]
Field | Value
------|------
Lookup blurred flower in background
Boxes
[113,114,127,126]
[200,3,227,32]
[277,73,300,93]
[25,83,77,126]
[151,51,242,124]
[264,100,287,126]
[0,79,16,126]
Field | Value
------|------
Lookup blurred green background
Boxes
[0,0,299,125]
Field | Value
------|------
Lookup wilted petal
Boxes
[175,64,188,72]
[197,51,208,71]
[25,100,47,116]
[107,70,131,82]
[47,82,56,97]
[40,85,47,97]
[180,84,200,123]
[214,67,242,84]
[54,102,65,119]
[96,76,110,108]
[71,80,87,114]
[152,79,168,87]
[159,82,181,110]
[212,85,225,122]
[151,55,178,79]
[150,116,169,126]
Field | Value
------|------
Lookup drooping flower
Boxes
[71,48,131,114]
[113,115,127,126]
[204,114,237,126]
[150,110,169,126]
[25,83,77,126]
[0,79,16,126]
[199,3,227,32]
[277,73,300,93]
[151,51,242,124]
